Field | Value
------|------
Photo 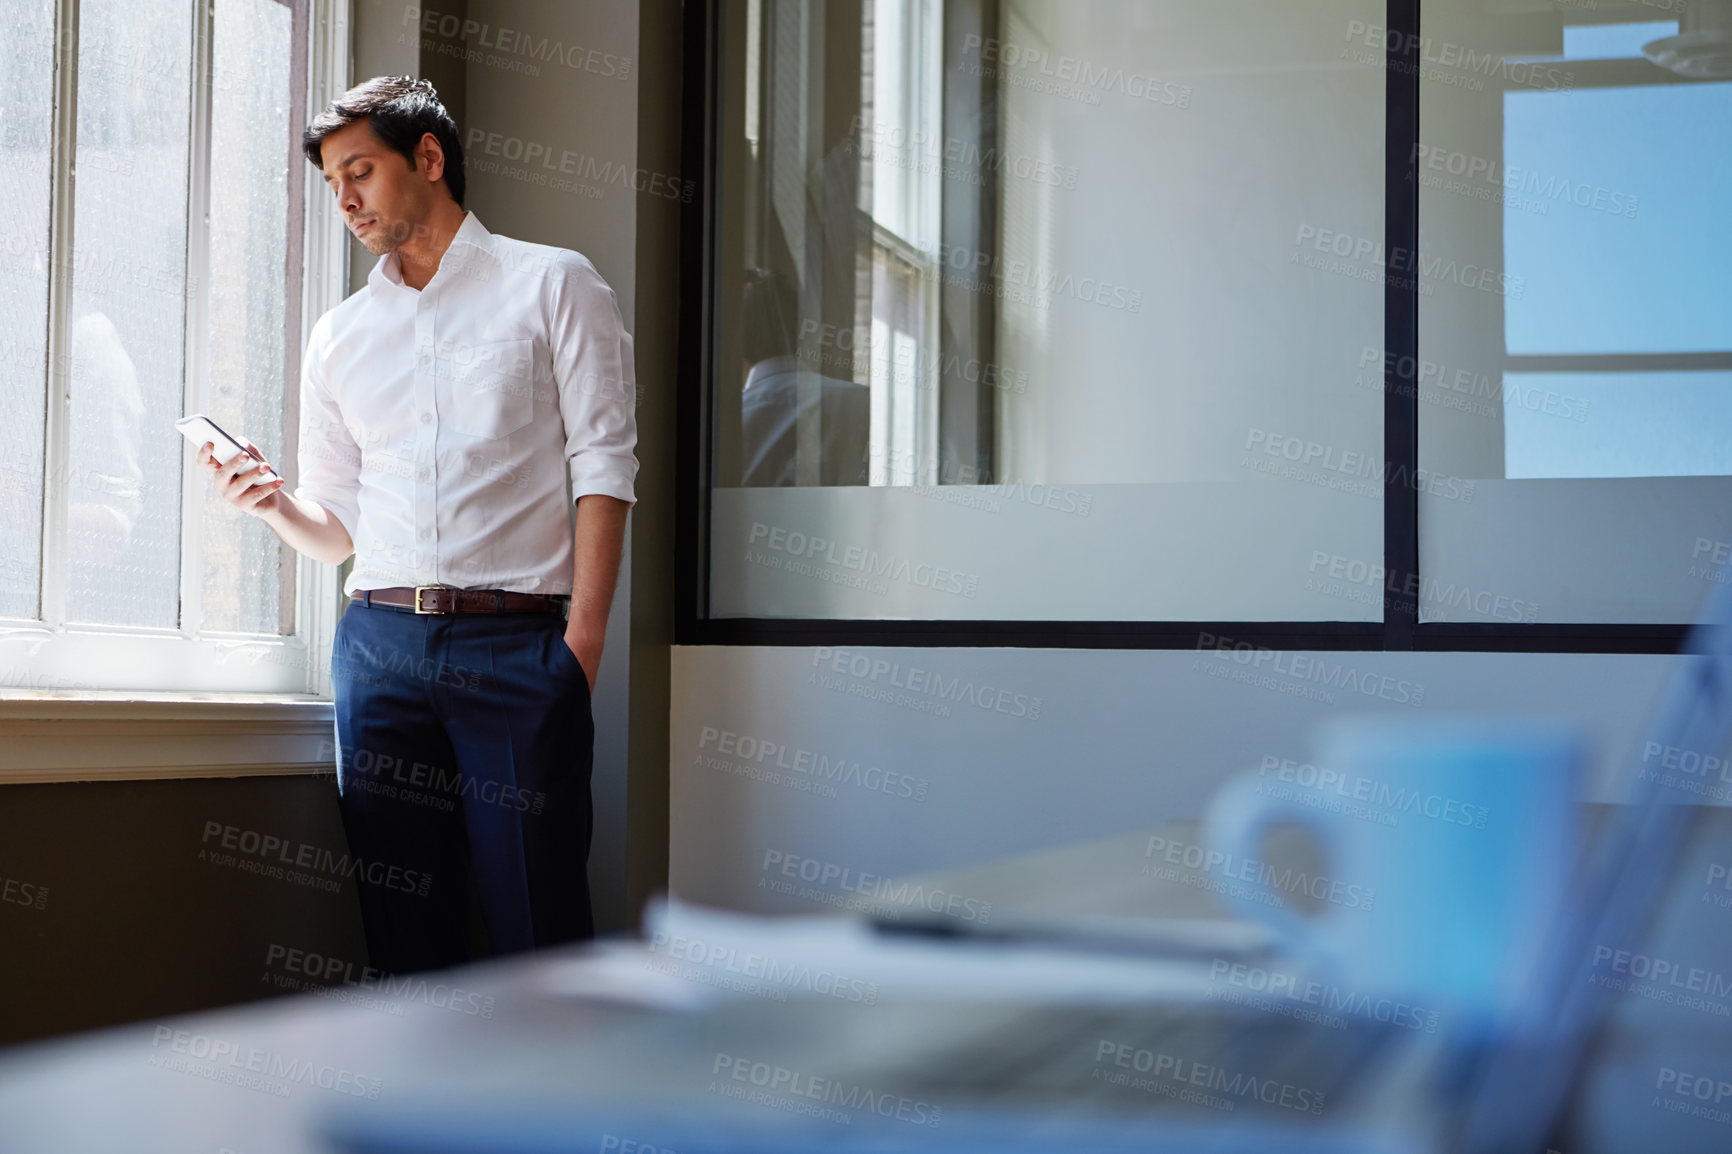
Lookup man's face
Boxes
[319,119,442,256]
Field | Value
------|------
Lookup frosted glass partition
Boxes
[711,0,1387,621]
[1417,0,1732,623]
[1421,478,1732,627]
[717,483,1385,621]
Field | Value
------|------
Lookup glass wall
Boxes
[1417,0,1732,625]
[709,0,1388,621]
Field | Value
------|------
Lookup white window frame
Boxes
[1,0,352,702]
[863,0,942,488]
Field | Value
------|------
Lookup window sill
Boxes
[0,694,336,785]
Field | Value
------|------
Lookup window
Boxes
[865,0,943,487]
[685,0,1722,649]
[1,0,347,694]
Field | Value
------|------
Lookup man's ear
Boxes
[417,131,446,186]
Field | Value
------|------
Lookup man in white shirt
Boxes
[200,76,636,973]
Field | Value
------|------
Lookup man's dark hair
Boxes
[302,76,465,207]
[742,268,798,364]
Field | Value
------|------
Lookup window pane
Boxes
[0,0,57,620]
[64,0,193,628]
[1418,0,1732,625]
[712,0,1386,621]
[1560,22,1676,62]
[200,0,293,636]
[1505,83,1732,356]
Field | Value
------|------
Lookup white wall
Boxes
[464,0,641,313]
[459,0,642,931]
[669,645,1679,915]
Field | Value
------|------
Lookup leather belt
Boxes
[352,586,569,615]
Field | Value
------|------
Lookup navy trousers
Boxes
[330,599,594,974]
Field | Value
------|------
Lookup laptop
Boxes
[323,575,1732,1154]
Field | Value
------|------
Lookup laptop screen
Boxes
[1458,575,1732,1151]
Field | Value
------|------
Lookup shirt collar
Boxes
[743,354,802,395]
[450,209,491,252]
[367,210,491,293]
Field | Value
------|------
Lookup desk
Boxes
[0,819,1724,1154]
[0,822,1208,1150]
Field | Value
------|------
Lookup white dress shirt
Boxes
[740,355,869,486]
[295,211,637,596]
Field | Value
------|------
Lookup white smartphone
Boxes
[175,413,281,485]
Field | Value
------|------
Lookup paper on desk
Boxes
[534,897,1244,1011]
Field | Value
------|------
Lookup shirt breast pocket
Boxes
[434,337,536,440]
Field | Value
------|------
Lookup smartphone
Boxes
[175,413,281,485]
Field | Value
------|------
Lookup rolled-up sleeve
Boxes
[549,255,639,505]
[293,314,362,540]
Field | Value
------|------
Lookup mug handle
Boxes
[1200,771,1343,954]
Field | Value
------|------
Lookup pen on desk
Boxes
[868,914,1264,962]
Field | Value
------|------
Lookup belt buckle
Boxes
[413,585,449,615]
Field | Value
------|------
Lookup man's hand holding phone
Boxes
[199,436,286,516]
[176,415,352,564]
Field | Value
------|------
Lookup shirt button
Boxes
[419,530,431,542]
[420,412,432,424]
[417,469,431,482]
[419,354,432,369]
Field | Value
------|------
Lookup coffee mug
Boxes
[1202,718,1584,1025]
